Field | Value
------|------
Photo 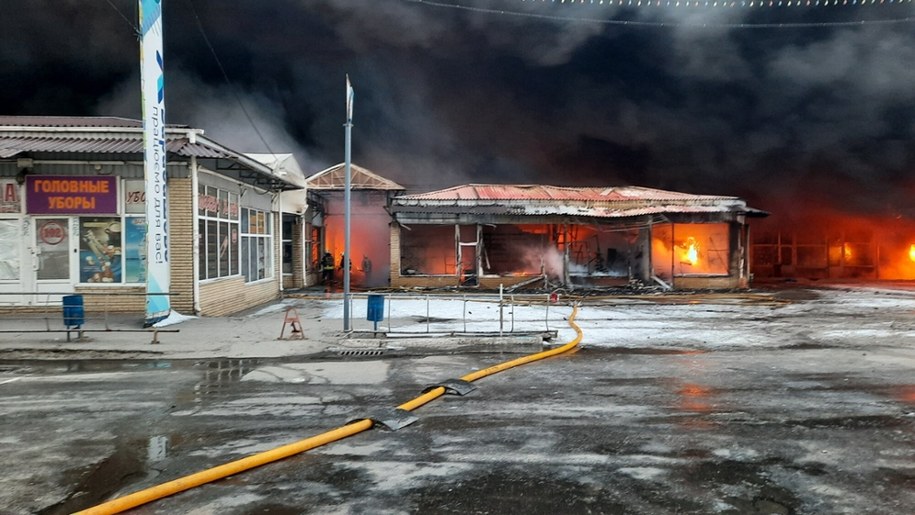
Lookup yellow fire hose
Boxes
[76,304,583,514]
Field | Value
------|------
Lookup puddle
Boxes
[0,359,175,374]
[587,347,708,356]
[241,361,390,385]
[38,435,170,514]
[409,471,631,513]
[790,415,911,429]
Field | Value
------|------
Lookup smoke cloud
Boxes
[1,0,913,220]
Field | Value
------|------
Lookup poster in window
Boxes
[79,217,122,283]
[124,217,146,283]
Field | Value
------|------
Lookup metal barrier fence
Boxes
[339,291,565,337]
[0,291,178,343]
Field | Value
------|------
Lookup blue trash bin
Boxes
[367,295,384,330]
[63,294,85,328]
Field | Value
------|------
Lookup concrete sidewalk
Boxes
[0,297,338,361]
[0,295,548,360]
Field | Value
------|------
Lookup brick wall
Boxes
[390,223,401,282]
[75,286,146,313]
[289,219,305,289]
[199,276,279,317]
[168,177,195,313]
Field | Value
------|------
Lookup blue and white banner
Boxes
[140,0,170,325]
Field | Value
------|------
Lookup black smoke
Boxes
[1,0,913,216]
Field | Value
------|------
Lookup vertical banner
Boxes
[140,0,170,326]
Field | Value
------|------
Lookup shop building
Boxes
[0,116,306,316]
[389,184,766,290]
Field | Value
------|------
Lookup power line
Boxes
[104,0,140,37]
[185,0,277,156]
[404,0,915,28]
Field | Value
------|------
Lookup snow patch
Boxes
[153,310,196,327]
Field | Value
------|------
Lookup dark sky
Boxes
[1,0,914,216]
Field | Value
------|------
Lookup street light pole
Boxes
[343,76,354,332]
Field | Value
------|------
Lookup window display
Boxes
[79,217,122,283]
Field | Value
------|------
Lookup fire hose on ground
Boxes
[75,303,584,515]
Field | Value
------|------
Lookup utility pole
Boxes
[343,75,354,331]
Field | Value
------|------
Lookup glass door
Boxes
[32,217,74,305]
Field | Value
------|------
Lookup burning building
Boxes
[389,184,766,290]
[304,163,403,288]
[751,206,915,281]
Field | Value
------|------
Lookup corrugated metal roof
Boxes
[392,183,767,220]
[0,135,231,159]
[0,116,188,129]
[306,163,404,190]
[394,203,759,218]
[0,116,303,190]
[398,184,736,202]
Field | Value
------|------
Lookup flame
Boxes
[683,237,699,266]
[909,244,915,263]
[843,244,853,260]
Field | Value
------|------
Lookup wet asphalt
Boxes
[1,288,914,514]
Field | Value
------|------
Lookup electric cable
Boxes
[405,0,915,28]
[104,0,140,37]
[184,0,278,157]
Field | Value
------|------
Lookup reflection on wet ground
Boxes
[4,344,915,514]
[189,359,260,405]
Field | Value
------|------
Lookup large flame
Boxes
[909,244,915,263]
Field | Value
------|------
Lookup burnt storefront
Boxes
[751,207,915,281]
[304,163,403,288]
[390,184,766,290]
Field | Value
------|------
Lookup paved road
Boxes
[1,288,914,514]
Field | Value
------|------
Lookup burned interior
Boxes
[390,184,766,290]
[751,208,915,281]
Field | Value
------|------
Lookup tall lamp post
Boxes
[343,75,354,332]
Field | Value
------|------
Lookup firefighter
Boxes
[362,255,373,283]
[321,252,335,283]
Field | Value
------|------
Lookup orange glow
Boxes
[753,206,915,280]
[322,196,391,286]
[897,386,915,404]
[684,237,699,266]
[651,223,729,276]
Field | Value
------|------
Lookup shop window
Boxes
[282,214,295,274]
[123,216,146,283]
[0,219,20,280]
[79,218,122,283]
[241,208,272,282]
[198,185,239,280]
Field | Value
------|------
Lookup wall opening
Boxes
[652,223,730,281]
